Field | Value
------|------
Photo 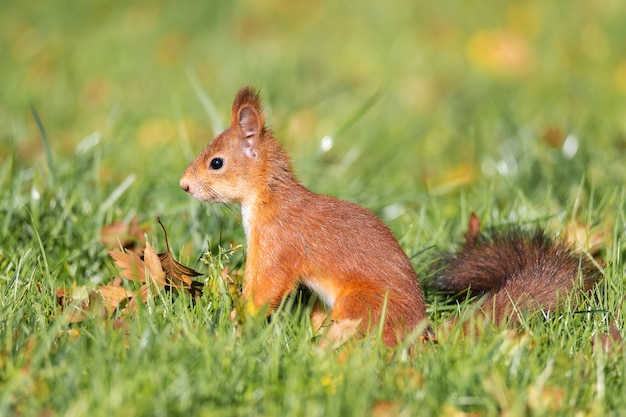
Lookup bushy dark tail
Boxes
[430,213,602,325]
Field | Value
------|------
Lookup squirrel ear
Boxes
[238,106,261,158]
[232,86,265,158]
[238,106,261,139]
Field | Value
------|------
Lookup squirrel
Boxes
[179,86,601,347]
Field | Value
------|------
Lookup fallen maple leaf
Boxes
[100,216,149,253]
[156,217,203,297]
[144,241,167,288]
[108,248,146,282]
[107,217,204,297]
[159,251,204,297]
[97,283,133,316]
[57,218,205,326]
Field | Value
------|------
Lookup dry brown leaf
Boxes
[593,322,624,355]
[565,221,607,256]
[144,242,167,288]
[100,216,149,253]
[57,218,205,327]
[108,249,146,282]
[97,283,133,316]
[156,217,203,297]
[126,285,151,315]
[138,284,150,303]
[464,211,481,248]
[56,287,71,307]
[158,252,204,297]
[56,265,145,324]
[158,252,202,279]
[56,286,106,323]
[108,219,204,298]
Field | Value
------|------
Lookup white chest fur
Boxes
[241,204,253,242]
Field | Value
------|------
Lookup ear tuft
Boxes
[232,86,264,133]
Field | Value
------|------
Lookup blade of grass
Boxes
[1,140,17,235]
[30,104,57,183]
[186,67,224,136]
[99,174,136,215]
[26,207,50,280]
[333,89,380,139]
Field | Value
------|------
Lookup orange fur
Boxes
[180,86,427,346]
[180,86,601,347]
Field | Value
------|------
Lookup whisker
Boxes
[201,184,243,222]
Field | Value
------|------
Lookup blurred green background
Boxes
[2,3,626,415]
[2,0,625,226]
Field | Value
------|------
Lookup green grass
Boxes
[2,0,626,415]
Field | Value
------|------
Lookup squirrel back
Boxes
[430,213,602,326]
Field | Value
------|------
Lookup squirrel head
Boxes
[180,86,291,205]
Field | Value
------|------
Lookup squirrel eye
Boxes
[209,157,224,170]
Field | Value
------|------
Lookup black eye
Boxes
[210,157,224,170]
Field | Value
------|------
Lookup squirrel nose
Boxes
[180,178,191,193]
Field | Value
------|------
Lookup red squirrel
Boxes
[180,86,601,347]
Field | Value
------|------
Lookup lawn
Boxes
[1,1,625,416]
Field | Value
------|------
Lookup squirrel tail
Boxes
[429,213,602,326]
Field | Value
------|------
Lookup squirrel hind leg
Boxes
[329,291,429,348]
[328,291,401,347]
